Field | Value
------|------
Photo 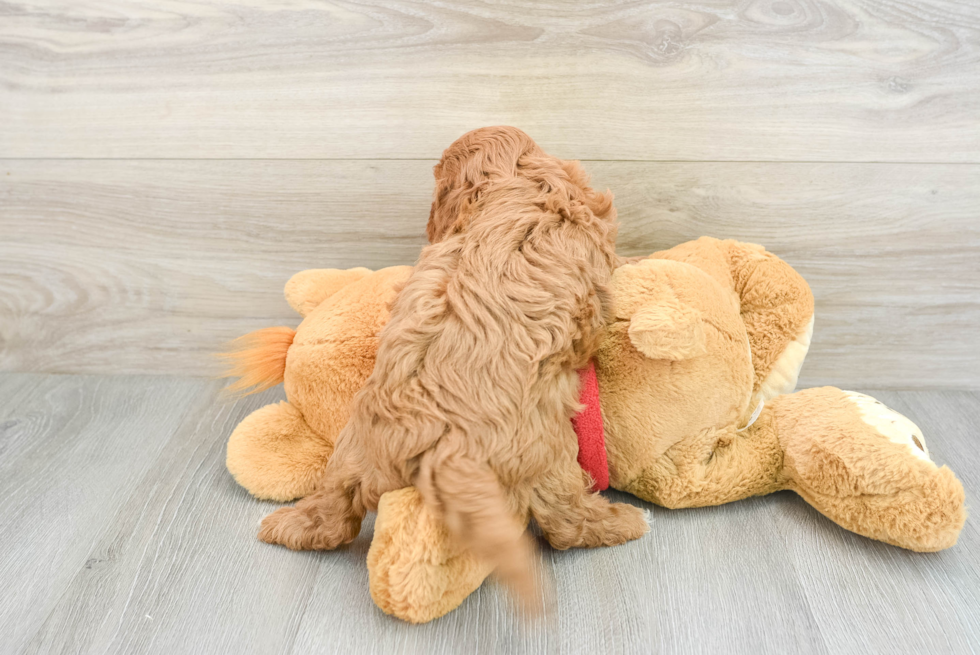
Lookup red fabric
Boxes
[571,361,609,492]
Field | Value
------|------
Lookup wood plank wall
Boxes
[1,0,978,388]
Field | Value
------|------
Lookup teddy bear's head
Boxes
[594,257,757,494]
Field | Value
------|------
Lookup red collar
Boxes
[571,361,609,492]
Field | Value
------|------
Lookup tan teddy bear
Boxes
[224,237,966,623]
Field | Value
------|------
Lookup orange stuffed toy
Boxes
[223,237,966,623]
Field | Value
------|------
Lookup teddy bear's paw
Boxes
[841,391,931,463]
[368,488,495,623]
[258,506,361,551]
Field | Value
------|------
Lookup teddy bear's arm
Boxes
[722,241,815,403]
[284,268,373,317]
[625,414,784,509]
[227,400,333,501]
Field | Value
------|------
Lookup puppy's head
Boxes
[427,126,614,243]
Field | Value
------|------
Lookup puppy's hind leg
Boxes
[530,432,649,550]
[259,469,364,551]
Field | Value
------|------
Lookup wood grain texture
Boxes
[772,389,980,654]
[2,159,977,387]
[1,0,979,161]
[2,373,977,653]
[0,373,214,655]
[22,384,323,655]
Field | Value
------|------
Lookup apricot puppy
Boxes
[259,127,648,608]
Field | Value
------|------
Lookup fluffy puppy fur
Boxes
[259,127,649,608]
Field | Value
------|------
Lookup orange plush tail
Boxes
[219,326,296,395]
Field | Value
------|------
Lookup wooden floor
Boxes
[0,372,977,654]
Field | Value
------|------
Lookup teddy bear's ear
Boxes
[628,302,708,361]
[284,268,372,317]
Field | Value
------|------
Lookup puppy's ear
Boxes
[426,185,451,243]
[559,160,615,222]
[559,159,591,189]
[427,172,485,243]
[427,126,535,243]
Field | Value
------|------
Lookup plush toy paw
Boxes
[368,488,493,623]
[777,387,966,552]
[227,401,333,502]
[841,391,930,459]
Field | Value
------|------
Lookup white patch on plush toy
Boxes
[737,399,765,433]
[842,391,932,463]
[757,315,814,404]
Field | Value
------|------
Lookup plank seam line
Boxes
[1,158,979,165]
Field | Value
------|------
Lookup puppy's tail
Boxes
[416,446,545,615]
[218,326,296,395]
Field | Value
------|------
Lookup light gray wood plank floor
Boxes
[1,373,976,654]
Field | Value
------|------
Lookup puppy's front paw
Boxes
[603,502,650,545]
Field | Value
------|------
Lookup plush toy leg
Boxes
[367,488,493,623]
[226,401,334,502]
[775,387,966,552]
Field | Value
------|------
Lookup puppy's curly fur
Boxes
[259,127,649,608]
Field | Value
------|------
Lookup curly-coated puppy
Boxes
[259,127,649,608]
